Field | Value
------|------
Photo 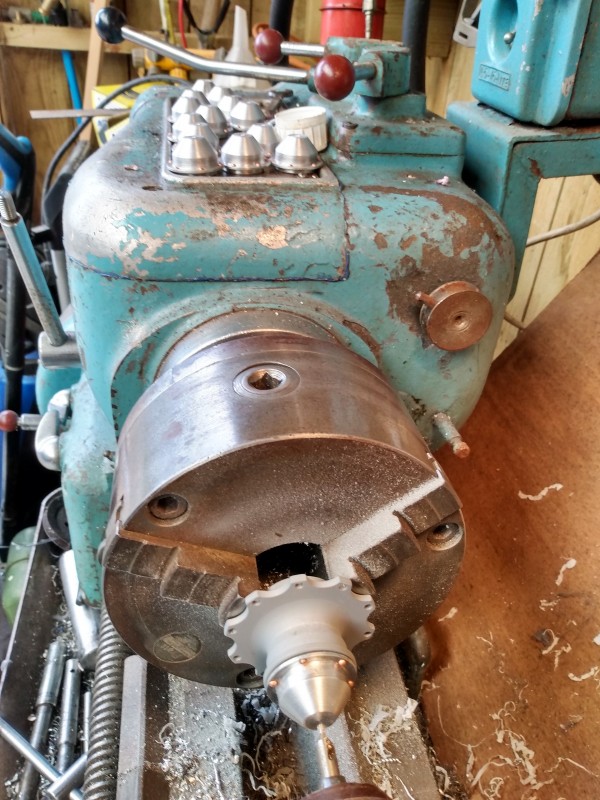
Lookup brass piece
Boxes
[417,280,493,351]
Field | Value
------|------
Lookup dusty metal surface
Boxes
[117,650,440,799]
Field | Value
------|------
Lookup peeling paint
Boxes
[562,74,576,97]
[257,226,288,250]
[374,232,388,250]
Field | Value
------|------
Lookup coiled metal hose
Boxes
[83,607,131,800]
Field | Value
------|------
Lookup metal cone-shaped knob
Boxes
[207,85,231,105]
[217,93,242,120]
[247,123,279,159]
[273,133,322,174]
[230,100,266,131]
[172,112,206,140]
[192,79,214,96]
[171,89,206,119]
[197,104,229,138]
[267,653,356,729]
[169,136,220,175]
[220,133,264,175]
[177,121,220,150]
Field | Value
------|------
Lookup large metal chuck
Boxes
[103,310,464,698]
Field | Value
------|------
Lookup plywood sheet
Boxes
[423,256,600,799]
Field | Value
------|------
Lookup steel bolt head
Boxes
[148,494,189,521]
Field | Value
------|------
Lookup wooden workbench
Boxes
[422,257,600,799]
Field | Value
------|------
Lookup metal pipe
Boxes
[402,0,431,93]
[2,248,26,544]
[122,24,309,83]
[81,691,92,754]
[281,42,325,57]
[0,191,67,347]
[18,640,66,800]
[44,754,87,800]
[49,249,70,312]
[56,659,81,773]
[0,715,82,800]
[59,551,100,671]
[270,0,295,42]
[353,62,378,82]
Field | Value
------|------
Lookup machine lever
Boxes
[95,9,376,101]
[0,190,67,348]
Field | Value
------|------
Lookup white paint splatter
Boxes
[435,176,450,186]
[438,607,458,622]
[518,483,563,501]
[593,633,600,646]
[555,558,577,586]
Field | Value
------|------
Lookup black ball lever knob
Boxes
[95,7,127,44]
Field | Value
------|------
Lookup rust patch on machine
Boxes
[374,232,388,250]
[529,158,543,179]
[205,193,275,221]
[342,319,382,363]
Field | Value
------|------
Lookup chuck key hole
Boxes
[246,367,286,391]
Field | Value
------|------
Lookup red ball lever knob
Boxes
[0,410,19,432]
[254,28,284,64]
[314,55,355,101]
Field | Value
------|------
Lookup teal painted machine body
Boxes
[45,40,522,604]
[472,0,600,126]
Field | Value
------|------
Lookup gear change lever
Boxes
[95,8,377,101]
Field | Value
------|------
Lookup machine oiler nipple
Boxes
[224,574,374,730]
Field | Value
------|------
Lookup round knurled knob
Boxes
[416,280,493,351]
[314,55,356,101]
[254,28,284,64]
[95,7,126,44]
